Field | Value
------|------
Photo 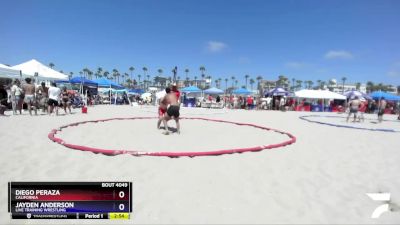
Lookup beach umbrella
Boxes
[232,88,252,95]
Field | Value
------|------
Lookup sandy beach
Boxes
[1,105,400,224]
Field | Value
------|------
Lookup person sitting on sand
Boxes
[161,87,180,135]
[347,96,361,122]
[48,82,61,116]
[22,78,37,116]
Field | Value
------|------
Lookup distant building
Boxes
[328,83,367,93]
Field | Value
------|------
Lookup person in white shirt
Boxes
[47,82,61,116]
[11,79,22,115]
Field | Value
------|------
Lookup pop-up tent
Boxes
[265,87,289,97]
[369,91,400,101]
[295,89,346,100]
[93,78,124,89]
[11,59,68,80]
[69,77,98,86]
[232,88,252,95]
[0,66,22,79]
[344,90,372,100]
[204,87,224,94]
[181,86,202,93]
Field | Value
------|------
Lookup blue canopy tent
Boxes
[204,87,224,95]
[69,77,98,86]
[232,88,252,95]
[369,91,400,101]
[264,87,288,97]
[128,89,145,95]
[93,78,124,89]
[180,86,202,93]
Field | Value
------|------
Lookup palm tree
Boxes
[138,74,142,87]
[249,78,255,90]
[256,76,263,91]
[225,78,229,91]
[244,74,250,89]
[142,67,148,77]
[69,72,73,80]
[185,69,189,80]
[320,81,326,89]
[316,80,322,89]
[185,77,190,87]
[355,82,361,91]
[366,81,374,93]
[126,78,132,88]
[103,71,110,79]
[235,80,238,88]
[231,76,235,88]
[49,63,55,69]
[129,66,135,80]
[199,66,206,79]
[308,80,314,89]
[341,77,347,94]
[88,70,93,80]
[194,76,198,86]
[112,69,118,82]
[96,67,103,79]
[291,78,296,91]
[206,75,212,88]
[158,69,163,76]
[59,70,64,74]
[296,80,303,91]
[147,74,150,87]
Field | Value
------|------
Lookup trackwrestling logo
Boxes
[366,193,391,219]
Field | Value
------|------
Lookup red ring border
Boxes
[48,117,297,157]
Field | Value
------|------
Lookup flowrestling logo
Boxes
[366,193,391,219]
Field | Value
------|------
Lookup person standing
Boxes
[161,87,180,135]
[47,82,61,116]
[22,78,37,116]
[346,96,361,122]
[11,79,22,115]
[61,86,72,114]
[358,100,367,122]
[36,82,49,113]
[377,97,387,123]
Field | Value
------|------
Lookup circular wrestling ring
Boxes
[300,115,400,133]
[48,117,296,157]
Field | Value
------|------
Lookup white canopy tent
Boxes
[0,66,22,79]
[294,89,346,100]
[0,63,11,69]
[11,59,68,80]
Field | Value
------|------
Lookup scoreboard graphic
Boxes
[8,182,132,219]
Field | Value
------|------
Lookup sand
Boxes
[1,105,400,224]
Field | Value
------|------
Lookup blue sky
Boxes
[1,0,400,86]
